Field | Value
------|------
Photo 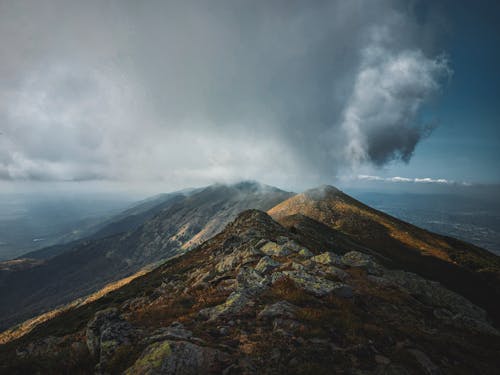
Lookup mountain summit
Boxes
[269,186,500,321]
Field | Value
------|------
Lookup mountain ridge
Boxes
[1,208,498,374]
[268,185,500,323]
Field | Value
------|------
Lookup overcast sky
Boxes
[0,0,498,193]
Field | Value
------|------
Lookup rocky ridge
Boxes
[1,210,499,374]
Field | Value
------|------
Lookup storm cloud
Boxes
[0,0,450,189]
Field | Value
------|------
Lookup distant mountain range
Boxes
[0,182,292,329]
[0,182,499,374]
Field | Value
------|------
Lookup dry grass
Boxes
[0,268,149,344]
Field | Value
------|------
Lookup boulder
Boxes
[260,241,291,257]
[297,248,314,258]
[384,270,499,336]
[341,251,383,275]
[255,256,281,274]
[125,340,228,375]
[86,307,136,368]
[311,252,343,266]
[257,301,298,320]
[272,270,353,298]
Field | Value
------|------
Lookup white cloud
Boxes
[0,1,451,190]
[356,174,467,185]
[341,38,450,167]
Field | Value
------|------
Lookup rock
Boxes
[375,355,391,365]
[254,256,281,274]
[331,284,354,298]
[215,248,262,273]
[260,241,291,257]
[191,270,216,287]
[323,265,350,281]
[297,248,314,258]
[276,236,289,245]
[125,340,228,375]
[384,270,499,335]
[272,270,352,297]
[86,307,136,368]
[341,251,383,275]
[236,267,269,293]
[291,262,306,271]
[199,291,251,320]
[311,252,342,266]
[145,322,193,344]
[406,349,440,374]
[257,301,298,320]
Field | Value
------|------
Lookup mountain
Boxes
[17,191,187,261]
[268,185,500,322]
[0,209,498,374]
[0,182,292,330]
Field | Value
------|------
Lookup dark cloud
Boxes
[0,0,450,189]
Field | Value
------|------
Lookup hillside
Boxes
[0,182,292,330]
[268,186,500,322]
[0,210,498,374]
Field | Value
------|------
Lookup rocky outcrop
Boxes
[2,208,499,375]
[125,340,228,375]
[86,308,136,369]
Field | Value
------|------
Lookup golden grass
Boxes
[0,268,149,345]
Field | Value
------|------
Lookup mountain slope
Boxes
[1,210,498,374]
[17,192,187,261]
[268,185,500,322]
[0,182,292,330]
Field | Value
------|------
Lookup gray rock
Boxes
[341,251,383,275]
[257,301,298,320]
[323,265,350,281]
[272,270,352,297]
[260,241,291,257]
[254,256,280,274]
[384,270,499,335]
[311,252,343,266]
[125,340,228,375]
[406,349,440,375]
[86,308,135,368]
[297,248,314,258]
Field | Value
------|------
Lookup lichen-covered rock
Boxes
[215,248,262,273]
[297,248,313,258]
[272,270,353,297]
[260,241,291,257]
[311,252,342,266]
[199,291,250,321]
[255,256,281,274]
[341,251,383,275]
[323,265,350,281]
[236,267,269,293]
[384,270,499,336]
[257,301,298,320]
[125,340,228,375]
[86,307,136,369]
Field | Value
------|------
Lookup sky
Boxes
[0,0,498,194]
